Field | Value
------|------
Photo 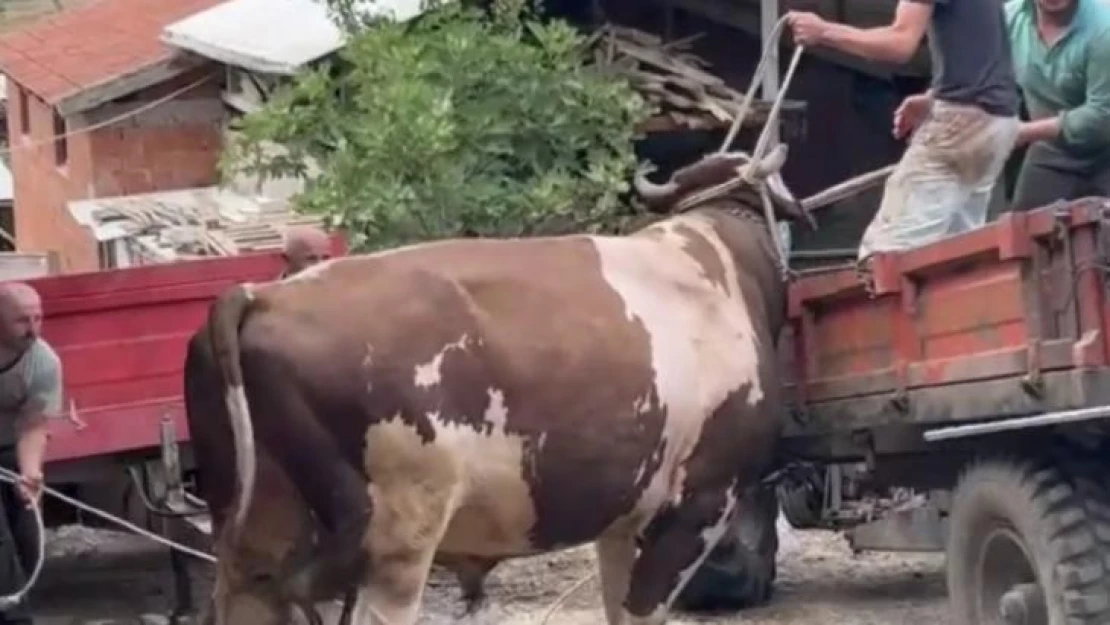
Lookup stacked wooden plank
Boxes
[586,24,803,132]
[89,191,326,261]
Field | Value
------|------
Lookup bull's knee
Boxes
[356,550,438,625]
[624,484,740,622]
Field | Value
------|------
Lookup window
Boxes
[18,88,28,136]
[52,109,66,166]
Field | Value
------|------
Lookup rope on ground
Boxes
[0,466,217,610]
[536,570,597,625]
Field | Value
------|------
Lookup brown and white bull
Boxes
[183,144,811,625]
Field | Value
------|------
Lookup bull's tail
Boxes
[206,284,257,532]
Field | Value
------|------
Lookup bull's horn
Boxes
[752,143,790,179]
[766,171,818,231]
[633,169,679,203]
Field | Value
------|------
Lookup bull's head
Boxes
[633,143,816,230]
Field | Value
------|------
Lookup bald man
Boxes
[0,282,61,625]
[279,225,333,279]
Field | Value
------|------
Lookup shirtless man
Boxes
[0,282,62,625]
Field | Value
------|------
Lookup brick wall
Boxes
[6,68,225,273]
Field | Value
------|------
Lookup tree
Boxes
[219,0,654,252]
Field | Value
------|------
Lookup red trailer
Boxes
[18,235,344,619]
[694,198,1110,625]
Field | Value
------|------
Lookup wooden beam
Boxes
[54,53,210,117]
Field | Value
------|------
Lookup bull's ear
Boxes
[765,171,818,231]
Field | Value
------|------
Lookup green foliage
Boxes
[220,0,654,252]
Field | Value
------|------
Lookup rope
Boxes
[0,466,217,611]
[536,570,597,625]
[0,473,43,610]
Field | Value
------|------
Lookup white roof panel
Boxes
[162,0,426,75]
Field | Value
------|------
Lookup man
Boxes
[0,282,62,625]
[787,0,1021,263]
[279,225,333,279]
[1004,0,1110,211]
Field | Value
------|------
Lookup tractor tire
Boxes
[674,483,779,613]
[947,458,1110,625]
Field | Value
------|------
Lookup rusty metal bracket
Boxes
[1021,342,1043,398]
[889,361,910,413]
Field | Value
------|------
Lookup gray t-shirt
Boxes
[919,0,1021,117]
[0,339,63,447]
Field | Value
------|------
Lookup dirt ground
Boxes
[26,518,948,624]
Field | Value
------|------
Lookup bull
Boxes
[184,144,811,625]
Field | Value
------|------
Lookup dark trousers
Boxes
[0,448,33,625]
[1010,141,1110,212]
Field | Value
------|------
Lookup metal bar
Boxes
[789,249,859,260]
[923,404,1110,442]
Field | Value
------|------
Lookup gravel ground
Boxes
[24,519,948,624]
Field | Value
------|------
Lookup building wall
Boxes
[6,79,98,273]
[6,67,224,273]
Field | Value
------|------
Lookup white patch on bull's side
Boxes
[589,216,764,522]
[225,385,257,530]
[363,395,537,559]
[413,335,469,388]
[484,388,508,430]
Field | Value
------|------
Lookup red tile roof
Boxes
[0,0,225,105]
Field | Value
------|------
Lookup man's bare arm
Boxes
[809,1,933,64]
[15,345,62,504]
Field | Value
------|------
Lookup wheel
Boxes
[674,483,779,612]
[947,458,1110,625]
[777,464,824,529]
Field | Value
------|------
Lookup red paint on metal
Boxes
[784,199,1110,403]
[28,234,348,465]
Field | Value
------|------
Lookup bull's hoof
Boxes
[455,591,487,618]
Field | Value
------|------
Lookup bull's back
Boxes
[254,231,773,551]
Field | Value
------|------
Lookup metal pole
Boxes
[760,0,791,254]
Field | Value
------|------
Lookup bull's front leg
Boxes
[621,480,741,625]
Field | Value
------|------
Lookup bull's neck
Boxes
[694,207,788,338]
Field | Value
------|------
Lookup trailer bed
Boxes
[781,198,1110,437]
[34,252,288,466]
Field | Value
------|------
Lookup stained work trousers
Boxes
[858,100,1019,261]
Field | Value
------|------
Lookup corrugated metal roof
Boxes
[67,186,325,259]
[161,0,426,75]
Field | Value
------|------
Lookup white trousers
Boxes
[858,100,1020,261]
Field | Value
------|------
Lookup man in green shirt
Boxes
[1005,0,1110,210]
[0,282,62,625]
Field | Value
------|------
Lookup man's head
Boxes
[0,282,42,354]
[1035,0,1077,20]
[281,226,332,276]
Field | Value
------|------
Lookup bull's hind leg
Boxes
[622,482,740,625]
[353,420,464,624]
[596,529,638,625]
